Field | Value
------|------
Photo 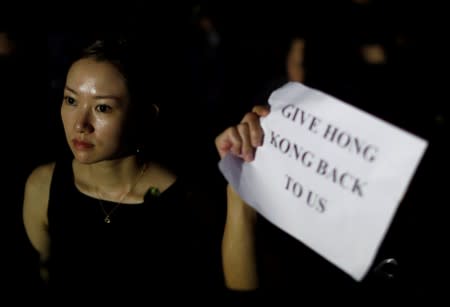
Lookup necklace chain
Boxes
[96,163,147,224]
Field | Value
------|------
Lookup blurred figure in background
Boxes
[0,31,15,55]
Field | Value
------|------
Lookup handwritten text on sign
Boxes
[219,82,428,281]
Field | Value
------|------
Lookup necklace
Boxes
[96,163,147,224]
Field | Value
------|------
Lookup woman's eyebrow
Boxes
[64,86,77,94]
[93,94,122,100]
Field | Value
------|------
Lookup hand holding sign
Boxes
[219,82,428,281]
[215,104,270,290]
[215,105,270,161]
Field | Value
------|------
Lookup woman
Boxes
[22,35,266,301]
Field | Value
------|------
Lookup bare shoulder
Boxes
[24,162,56,213]
[25,162,56,191]
[23,162,55,261]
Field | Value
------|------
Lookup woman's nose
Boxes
[75,111,94,133]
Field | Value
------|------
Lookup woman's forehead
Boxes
[66,58,128,97]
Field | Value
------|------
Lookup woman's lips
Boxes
[72,139,94,150]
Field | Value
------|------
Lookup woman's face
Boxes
[61,58,131,164]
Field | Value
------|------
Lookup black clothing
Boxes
[46,159,225,301]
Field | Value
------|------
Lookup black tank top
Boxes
[46,159,225,299]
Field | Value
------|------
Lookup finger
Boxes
[215,127,242,159]
[252,105,270,117]
[241,112,264,147]
[237,123,254,162]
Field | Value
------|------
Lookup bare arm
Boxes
[215,106,269,290]
[22,163,55,282]
[222,184,258,290]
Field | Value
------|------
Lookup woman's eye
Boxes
[64,96,76,105]
[96,104,112,113]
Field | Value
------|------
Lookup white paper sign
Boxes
[219,82,428,281]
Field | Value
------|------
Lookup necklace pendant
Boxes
[104,216,111,224]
